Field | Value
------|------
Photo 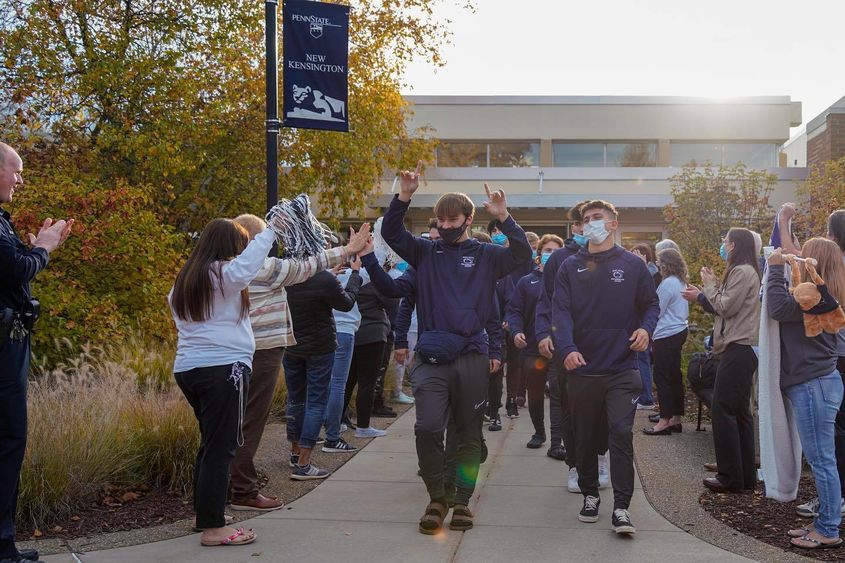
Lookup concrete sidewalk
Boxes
[44,406,753,563]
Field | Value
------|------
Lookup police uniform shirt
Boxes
[0,208,49,311]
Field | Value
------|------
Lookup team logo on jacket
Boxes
[461,256,476,269]
[611,269,625,283]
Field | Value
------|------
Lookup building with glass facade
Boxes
[373,96,806,247]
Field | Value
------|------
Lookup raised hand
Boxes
[345,223,371,254]
[349,254,362,272]
[482,183,508,222]
[398,161,423,202]
[632,249,647,264]
[359,235,375,257]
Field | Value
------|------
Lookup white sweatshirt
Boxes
[170,228,276,373]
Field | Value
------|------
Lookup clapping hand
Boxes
[767,247,785,266]
[29,218,74,253]
[700,266,719,287]
[632,249,647,264]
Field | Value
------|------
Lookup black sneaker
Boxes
[372,405,398,418]
[612,508,636,534]
[579,495,600,523]
[506,398,519,419]
[547,444,566,460]
[526,434,546,449]
[488,412,502,431]
[322,438,357,453]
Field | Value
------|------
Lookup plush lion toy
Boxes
[785,255,845,337]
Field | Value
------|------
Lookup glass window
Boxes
[606,143,657,167]
[437,142,487,167]
[723,143,776,168]
[670,143,723,167]
[622,232,662,250]
[489,142,540,167]
[553,143,604,167]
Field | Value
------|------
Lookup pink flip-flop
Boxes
[201,528,256,547]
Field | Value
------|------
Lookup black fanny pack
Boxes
[416,331,468,365]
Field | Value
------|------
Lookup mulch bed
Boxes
[16,484,194,542]
[701,474,845,561]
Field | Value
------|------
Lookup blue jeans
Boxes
[785,371,844,538]
[637,350,655,405]
[283,351,335,449]
[325,332,355,441]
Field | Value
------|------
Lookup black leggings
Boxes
[653,329,688,419]
[522,355,550,436]
[345,341,386,428]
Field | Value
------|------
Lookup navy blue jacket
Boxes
[505,268,544,356]
[381,195,529,357]
[0,209,49,311]
[552,245,659,375]
[534,238,581,342]
[363,252,504,361]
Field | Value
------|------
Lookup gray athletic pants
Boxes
[411,352,489,505]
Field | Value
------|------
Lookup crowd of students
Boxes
[166,162,845,550]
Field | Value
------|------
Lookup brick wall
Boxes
[808,113,845,168]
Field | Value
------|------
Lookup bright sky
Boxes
[402,0,845,140]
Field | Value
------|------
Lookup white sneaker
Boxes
[355,427,387,438]
[795,497,845,518]
[392,391,415,404]
[567,467,581,493]
[598,454,611,489]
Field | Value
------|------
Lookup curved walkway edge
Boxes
[44,407,755,563]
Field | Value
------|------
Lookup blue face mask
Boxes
[532,250,538,260]
[573,233,589,248]
[540,252,552,266]
[719,243,729,261]
[395,261,409,272]
[491,233,507,246]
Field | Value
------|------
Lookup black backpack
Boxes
[687,351,718,392]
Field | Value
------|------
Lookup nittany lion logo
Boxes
[310,22,323,38]
[461,256,476,269]
[611,269,625,283]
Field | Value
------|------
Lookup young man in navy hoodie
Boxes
[552,200,659,535]
[382,163,531,535]
[535,201,612,485]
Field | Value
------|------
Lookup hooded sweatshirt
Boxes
[381,195,531,357]
[505,268,544,356]
[552,245,659,376]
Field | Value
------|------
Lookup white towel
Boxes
[758,268,803,501]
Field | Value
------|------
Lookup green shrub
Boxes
[10,172,185,367]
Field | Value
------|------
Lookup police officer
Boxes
[0,142,73,563]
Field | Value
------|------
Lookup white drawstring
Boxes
[230,362,247,447]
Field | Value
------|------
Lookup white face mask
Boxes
[583,219,611,244]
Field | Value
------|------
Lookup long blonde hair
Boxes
[801,237,845,305]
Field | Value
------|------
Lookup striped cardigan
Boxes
[249,247,348,350]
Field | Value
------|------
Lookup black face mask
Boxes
[437,220,467,245]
